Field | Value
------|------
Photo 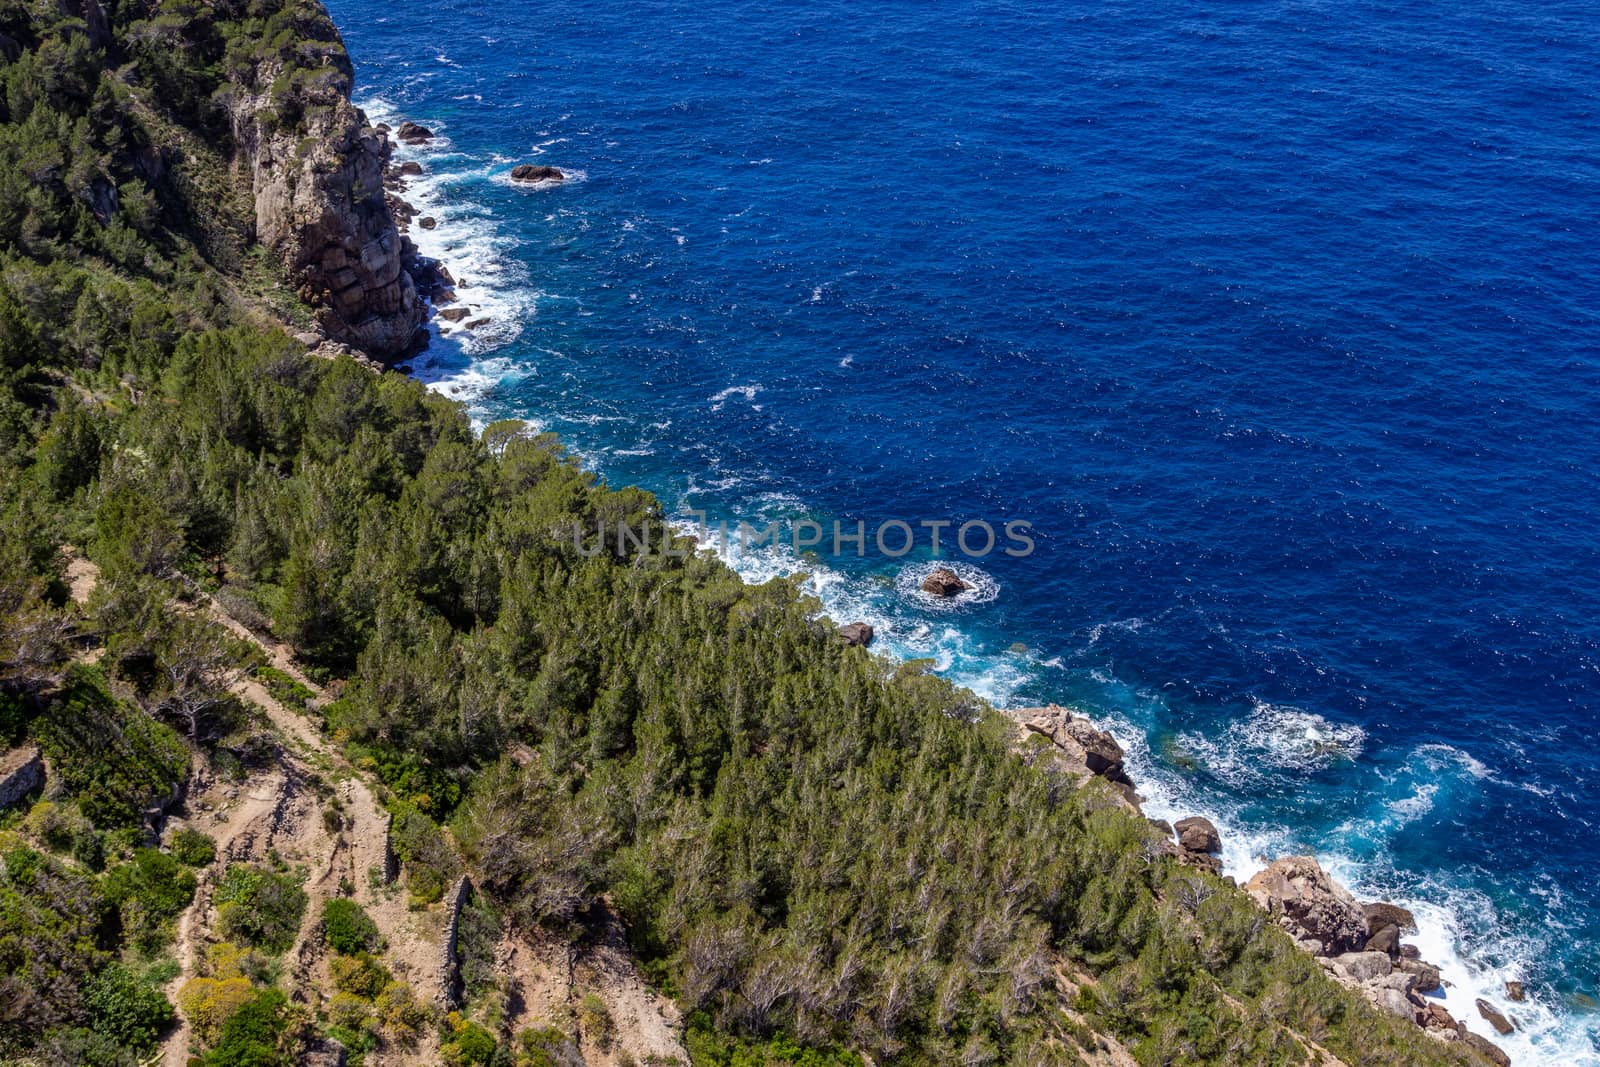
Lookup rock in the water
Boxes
[838,622,874,647]
[419,217,436,230]
[1363,901,1418,937]
[920,567,968,596]
[464,318,492,330]
[437,307,471,322]
[1174,816,1221,854]
[511,163,566,182]
[396,120,434,143]
[1244,856,1368,956]
[398,160,423,176]
[1505,980,1525,1002]
[1475,999,1515,1036]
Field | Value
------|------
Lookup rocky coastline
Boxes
[1006,704,1513,1067]
[263,68,1519,1066]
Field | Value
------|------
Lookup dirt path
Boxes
[67,556,682,1064]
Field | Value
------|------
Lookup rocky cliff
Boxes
[219,16,425,360]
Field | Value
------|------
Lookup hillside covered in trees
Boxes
[0,1,1507,1065]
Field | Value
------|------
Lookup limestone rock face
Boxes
[1244,856,1369,956]
[223,29,424,361]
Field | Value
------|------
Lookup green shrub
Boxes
[103,848,197,954]
[34,665,188,828]
[253,665,314,710]
[84,962,175,1050]
[215,864,306,955]
[202,988,288,1066]
[330,953,391,999]
[169,827,218,867]
[321,897,380,955]
[441,1013,497,1066]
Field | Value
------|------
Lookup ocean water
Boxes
[325,0,1600,1060]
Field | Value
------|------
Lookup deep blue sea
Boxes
[324,0,1600,1060]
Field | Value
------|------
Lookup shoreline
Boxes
[346,99,1524,1067]
[1003,704,1515,1065]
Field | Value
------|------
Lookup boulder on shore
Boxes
[1363,901,1417,936]
[1011,705,1137,811]
[838,622,874,647]
[1174,816,1221,854]
[511,164,566,183]
[920,567,968,596]
[1244,856,1369,956]
[396,121,434,144]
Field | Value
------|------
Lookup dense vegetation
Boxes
[0,1,1497,1065]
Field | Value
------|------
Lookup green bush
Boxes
[103,848,197,954]
[441,1013,497,1066]
[201,988,289,1066]
[215,864,306,955]
[330,953,391,999]
[169,827,218,867]
[33,665,188,828]
[84,962,175,1050]
[321,897,380,955]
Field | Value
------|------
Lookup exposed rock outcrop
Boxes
[1245,855,1369,957]
[0,747,44,808]
[511,163,565,182]
[1007,704,1140,811]
[920,567,968,596]
[1247,855,1508,1061]
[838,622,874,647]
[1172,815,1223,874]
[1476,999,1515,1036]
[221,20,425,361]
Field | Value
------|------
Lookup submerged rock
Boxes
[920,567,968,596]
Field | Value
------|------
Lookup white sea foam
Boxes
[356,98,540,419]
[1177,699,1366,788]
[1117,720,1600,1067]
[708,384,763,410]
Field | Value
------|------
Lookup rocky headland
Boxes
[1006,703,1511,1066]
